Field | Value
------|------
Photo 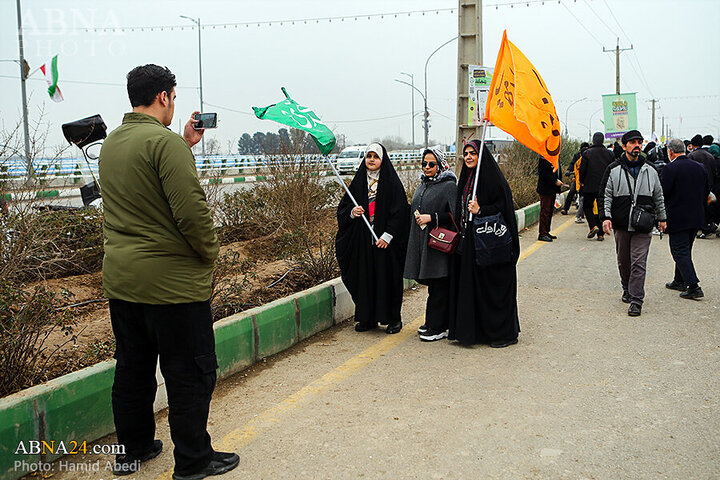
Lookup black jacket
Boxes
[579,144,614,194]
[688,148,716,191]
[660,155,710,234]
[536,157,560,196]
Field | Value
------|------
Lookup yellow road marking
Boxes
[154,216,563,478]
[517,216,575,262]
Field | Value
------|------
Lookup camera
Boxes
[193,112,217,130]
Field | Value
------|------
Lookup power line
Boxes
[582,0,619,40]
[602,0,633,46]
[22,1,562,34]
[0,74,198,89]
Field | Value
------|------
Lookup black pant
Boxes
[563,183,577,211]
[539,194,554,237]
[110,299,217,476]
[669,229,699,287]
[425,277,450,332]
[583,193,600,231]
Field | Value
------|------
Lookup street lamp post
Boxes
[564,97,587,136]
[423,36,458,149]
[180,15,205,156]
[589,107,603,141]
[395,78,426,143]
[400,72,415,146]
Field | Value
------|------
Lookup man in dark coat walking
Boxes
[661,138,710,299]
[688,134,717,237]
[579,132,614,241]
[536,155,563,242]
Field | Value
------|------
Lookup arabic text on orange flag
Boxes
[484,30,561,171]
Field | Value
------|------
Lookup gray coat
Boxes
[403,171,457,281]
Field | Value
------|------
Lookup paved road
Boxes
[49,213,720,479]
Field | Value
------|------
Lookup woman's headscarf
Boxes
[420,147,450,182]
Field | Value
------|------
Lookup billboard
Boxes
[468,65,494,126]
[602,93,637,139]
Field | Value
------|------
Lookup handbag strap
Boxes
[622,167,640,208]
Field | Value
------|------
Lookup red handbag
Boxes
[428,212,460,254]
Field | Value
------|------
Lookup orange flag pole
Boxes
[468,118,489,221]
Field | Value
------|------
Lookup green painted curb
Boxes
[297,286,334,341]
[214,315,255,378]
[0,392,40,479]
[254,299,297,360]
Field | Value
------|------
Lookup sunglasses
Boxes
[421,161,437,168]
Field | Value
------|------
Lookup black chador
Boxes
[449,140,520,345]
[336,143,410,333]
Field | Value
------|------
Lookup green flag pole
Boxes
[323,154,379,243]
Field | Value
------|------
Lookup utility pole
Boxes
[456,0,482,162]
[180,15,205,156]
[661,115,665,141]
[650,99,657,136]
[603,37,633,95]
[16,0,32,183]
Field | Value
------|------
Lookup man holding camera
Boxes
[99,64,238,480]
[599,130,666,317]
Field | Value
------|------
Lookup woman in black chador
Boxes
[448,140,520,347]
[336,143,410,334]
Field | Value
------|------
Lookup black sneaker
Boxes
[538,234,553,242]
[548,234,557,239]
[172,451,240,480]
[665,280,686,291]
[680,285,704,300]
[621,291,631,303]
[490,338,518,348]
[354,323,377,332]
[418,324,429,334]
[419,329,448,342]
[112,440,163,476]
[386,321,402,334]
[628,303,642,316]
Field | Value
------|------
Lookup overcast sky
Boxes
[1,0,719,156]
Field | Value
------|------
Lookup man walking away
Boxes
[99,64,239,480]
[688,134,717,237]
[561,142,588,222]
[599,130,667,316]
[580,132,614,241]
[661,138,709,299]
[537,156,564,241]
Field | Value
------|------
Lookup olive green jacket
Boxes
[99,112,219,304]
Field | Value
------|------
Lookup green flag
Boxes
[253,87,336,155]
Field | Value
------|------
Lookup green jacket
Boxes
[99,112,219,304]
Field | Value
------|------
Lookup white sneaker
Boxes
[419,330,448,342]
[574,217,585,224]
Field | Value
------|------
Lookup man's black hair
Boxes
[126,64,177,107]
[703,135,714,146]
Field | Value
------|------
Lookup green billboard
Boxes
[602,93,637,139]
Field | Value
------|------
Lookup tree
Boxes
[237,133,254,154]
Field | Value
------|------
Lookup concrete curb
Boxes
[0,194,550,480]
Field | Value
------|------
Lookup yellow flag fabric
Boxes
[485,30,561,171]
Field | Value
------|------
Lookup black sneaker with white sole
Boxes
[419,329,448,342]
[418,324,428,334]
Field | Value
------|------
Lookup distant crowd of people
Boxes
[545,129,718,316]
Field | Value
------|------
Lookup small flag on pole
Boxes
[39,55,64,102]
[253,88,335,155]
[485,30,560,171]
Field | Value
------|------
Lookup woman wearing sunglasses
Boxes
[403,147,458,341]
[448,140,520,348]
[336,143,410,334]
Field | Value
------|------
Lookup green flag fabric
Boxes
[253,88,336,155]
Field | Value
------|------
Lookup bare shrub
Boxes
[285,227,339,284]
[0,282,76,397]
[210,250,256,321]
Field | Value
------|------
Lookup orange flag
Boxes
[485,30,561,171]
